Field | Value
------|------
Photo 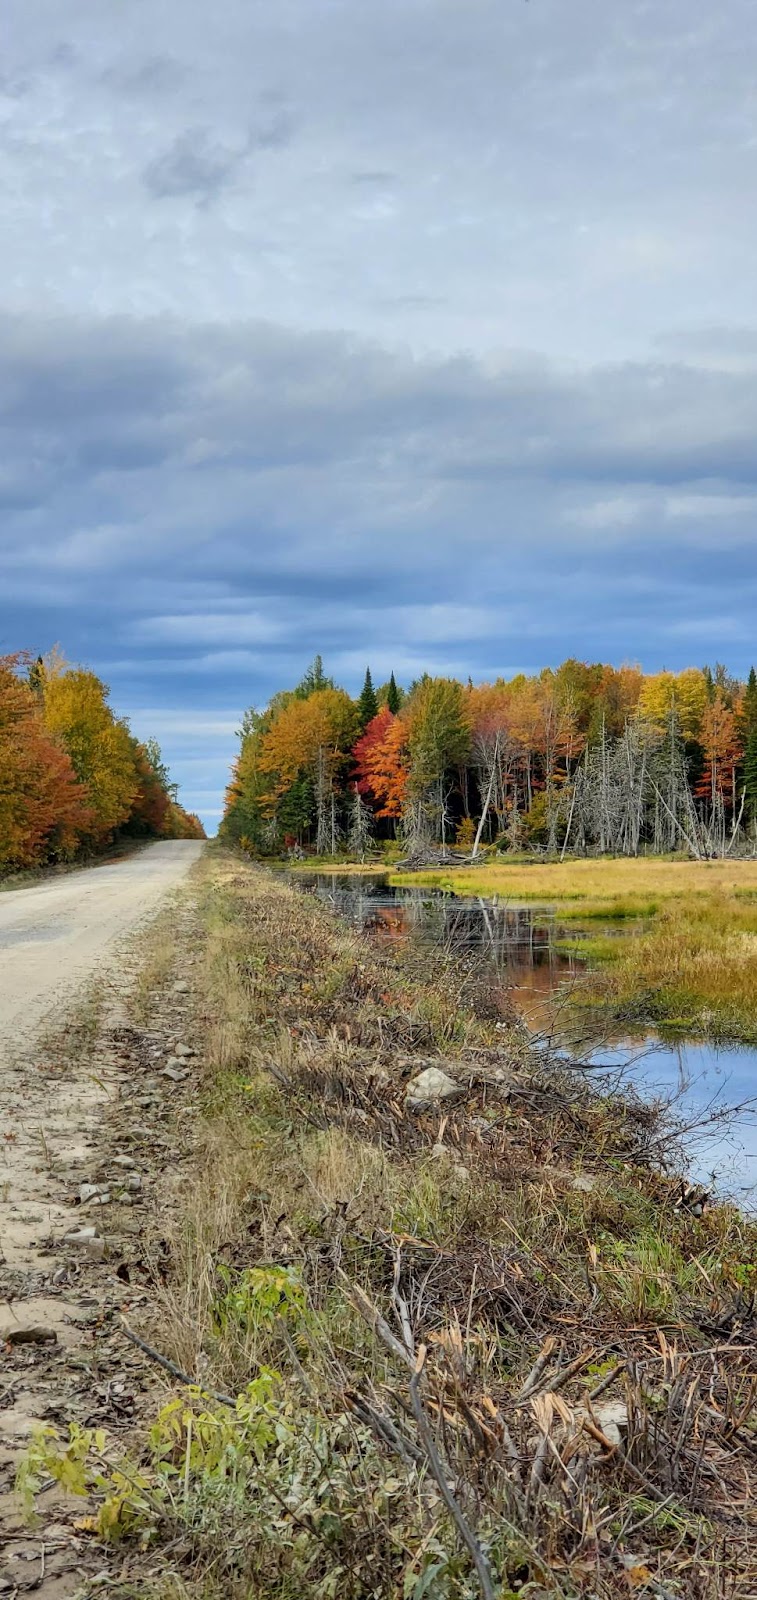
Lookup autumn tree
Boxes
[405,677,470,844]
[42,656,138,840]
[0,655,93,868]
[352,706,409,823]
[259,688,358,853]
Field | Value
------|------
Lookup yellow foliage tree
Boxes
[259,688,358,806]
[637,669,708,743]
[41,655,138,839]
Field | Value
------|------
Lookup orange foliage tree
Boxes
[352,707,409,820]
[0,655,93,868]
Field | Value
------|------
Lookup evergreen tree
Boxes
[357,667,378,728]
[744,728,757,824]
[740,667,757,742]
[386,672,400,715]
[296,655,333,698]
[28,655,45,697]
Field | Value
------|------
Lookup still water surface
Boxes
[294,871,757,1200]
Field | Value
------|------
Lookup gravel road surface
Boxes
[0,840,205,1054]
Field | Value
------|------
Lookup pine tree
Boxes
[386,672,400,715]
[358,667,378,728]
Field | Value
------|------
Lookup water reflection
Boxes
[294,871,757,1199]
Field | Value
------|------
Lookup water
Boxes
[294,871,757,1200]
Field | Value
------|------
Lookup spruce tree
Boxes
[358,667,378,728]
[386,672,400,715]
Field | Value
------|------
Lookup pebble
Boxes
[173,980,190,994]
[63,1226,98,1244]
[162,1065,188,1082]
[174,1043,193,1058]
[110,1155,136,1170]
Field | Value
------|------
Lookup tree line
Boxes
[221,655,757,859]
[0,649,205,871]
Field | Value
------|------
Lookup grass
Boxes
[387,856,757,1043]
[273,853,757,1039]
[22,849,757,1597]
[389,853,757,909]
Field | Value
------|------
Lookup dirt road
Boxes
[0,840,205,1594]
[0,841,205,1055]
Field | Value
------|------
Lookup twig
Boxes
[340,1275,416,1370]
[120,1318,237,1408]
[261,1060,331,1132]
[516,1335,557,1401]
[409,1347,496,1600]
[344,1388,425,1468]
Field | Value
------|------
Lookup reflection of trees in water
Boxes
[303,873,578,992]
[296,872,757,1199]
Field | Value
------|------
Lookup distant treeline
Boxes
[0,649,205,871]
[222,656,757,860]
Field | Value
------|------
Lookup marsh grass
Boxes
[387,856,757,1042]
[29,851,757,1598]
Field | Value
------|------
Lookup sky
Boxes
[2,1,757,830]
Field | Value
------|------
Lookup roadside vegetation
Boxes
[0,648,204,873]
[22,853,757,1597]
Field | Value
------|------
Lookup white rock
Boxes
[79,1183,101,1203]
[64,1227,98,1244]
[173,980,190,994]
[162,1065,188,1082]
[572,1174,596,1194]
[174,1043,193,1058]
[110,1155,136,1170]
[406,1067,463,1111]
[581,1401,628,1448]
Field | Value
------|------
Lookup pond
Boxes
[292,871,757,1202]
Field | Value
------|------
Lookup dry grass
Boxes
[392,854,757,912]
[389,857,757,1041]
[111,850,757,1598]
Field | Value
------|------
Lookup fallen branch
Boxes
[409,1347,496,1600]
[120,1317,237,1409]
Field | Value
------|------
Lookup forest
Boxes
[0,649,204,871]
[222,655,757,860]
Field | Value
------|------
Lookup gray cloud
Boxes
[2,0,757,825]
[143,128,247,202]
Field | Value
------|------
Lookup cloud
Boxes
[3,0,757,827]
[143,128,247,202]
